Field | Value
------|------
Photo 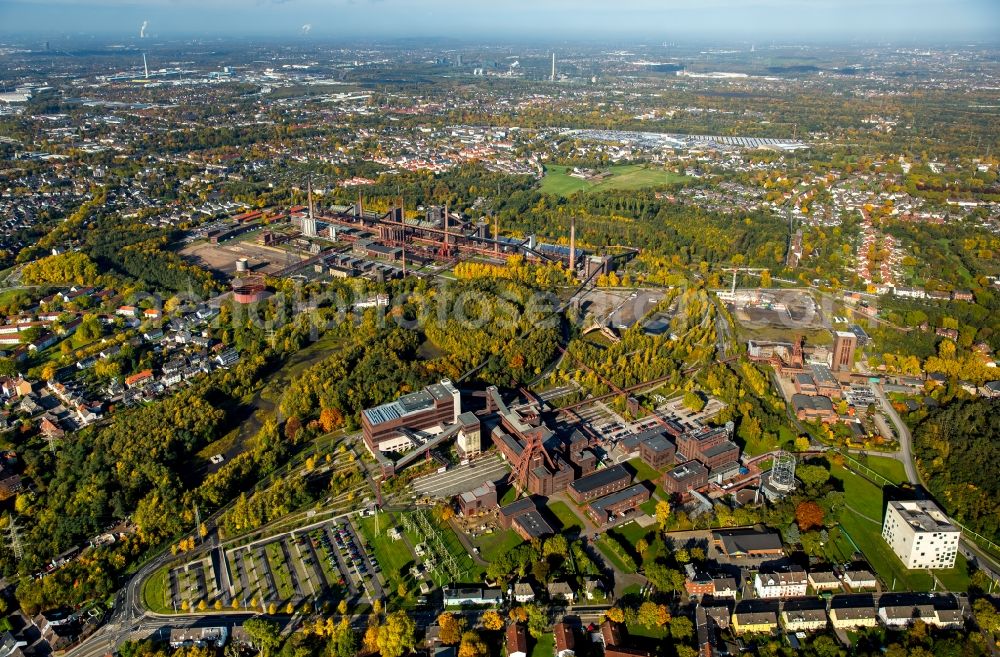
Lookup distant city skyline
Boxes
[2,0,999,41]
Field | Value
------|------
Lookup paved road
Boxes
[874,384,919,485]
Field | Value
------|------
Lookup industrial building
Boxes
[638,432,676,469]
[663,460,708,500]
[832,330,857,373]
[361,379,461,454]
[676,426,740,471]
[586,483,650,525]
[499,497,556,541]
[567,464,632,504]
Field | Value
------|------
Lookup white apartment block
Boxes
[753,567,808,598]
[882,500,960,569]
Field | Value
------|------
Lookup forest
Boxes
[912,399,1000,543]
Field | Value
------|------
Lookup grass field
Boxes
[848,454,908,485]
[595,537,637,574]
[142,566,172,614]
[539,164,687,197]
[829,462,970,592]
[357,515,415,578]
[530,634,554,657]
[548,501,584,534]
[474,529,524,563]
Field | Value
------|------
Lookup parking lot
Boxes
[168,518,378,612]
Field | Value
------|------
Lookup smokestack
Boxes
[357,192,363,220]
[569,217,576,272]
[494,216,499,255]
[443,203,450,256]
[142,52,149,79]
[551,52,556,81]
[307,178,314,221]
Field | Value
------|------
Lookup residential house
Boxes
[547,581,575,604]
[841,569,877,591]
[828,595,877,630]
[505,623,527,657]
[512,582,535,603]
[553,622,575,657]
[754,567,808,599]
[808,571,841,592]
[124,369,154,388]
[732,601,779,635]
[780,599,828,632]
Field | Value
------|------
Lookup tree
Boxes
[363,626,379,654]
[337,599,348,616]
[284,416,302,442]
[974,598,1000,634]
[605,608,625,623]
[646,562,686,593]
[635,538,649,558]
[655,500,671,531]
[669,616,694,641]
[682,391,706,412]
[636,601,660,627]
[796,500,825,531]
[531,559,550,583]
[794,436,811,452]
[377,611,416,657]
[457,631,488,657]
[543,534,568,558]
[509,607,528,623]
[438,612,465,645]
[482,610,504,631]
[796,463,830,489]
[243,618,281,657]
[331,618,358,657]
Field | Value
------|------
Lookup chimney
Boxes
[494,216,500,255]
[307,178,313,220]
[443,203,450,256]
[569,217,576,271]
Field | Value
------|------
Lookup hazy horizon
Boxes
[2,0,999,42]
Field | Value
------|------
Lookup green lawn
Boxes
[848,454,908,485]
[548,501,584,533]
[595,537,637,574]
[141,565,173,614]
[530,633,554,657]
[357,514,416,577]
[539,164,687,197]
[831,463,886,520]
[474,529,524,563]
[626,623,669,640]
[615,520,654,548]
[626,458,663,485]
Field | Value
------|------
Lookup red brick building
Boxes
[567,464,631,504]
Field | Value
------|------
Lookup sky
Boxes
[2,0,999,42]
